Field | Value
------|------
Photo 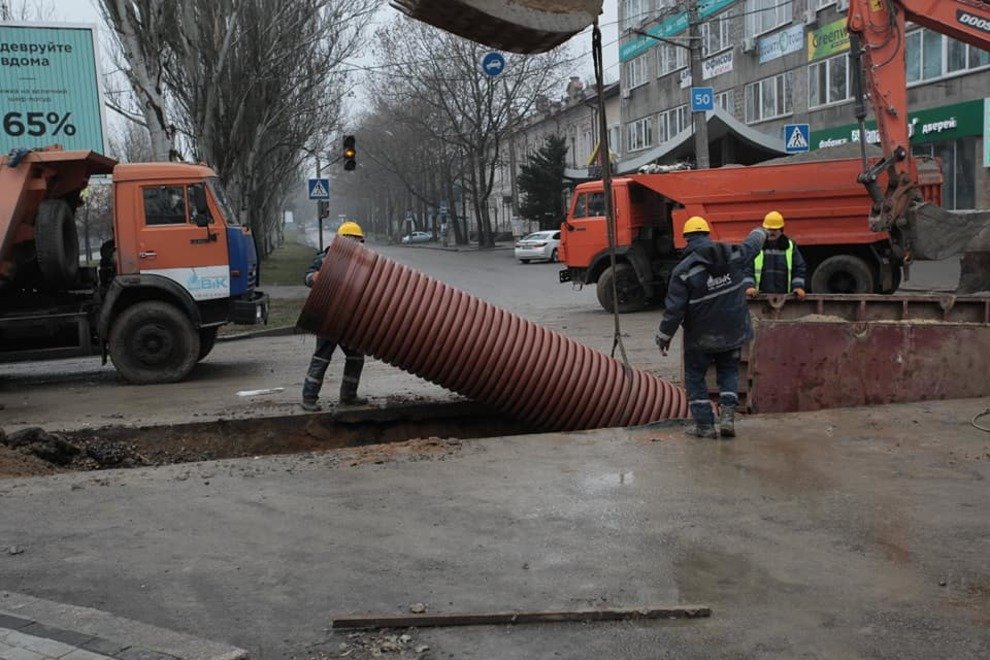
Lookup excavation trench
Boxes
[0,402,540,477]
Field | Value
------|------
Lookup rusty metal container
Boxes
[742,294,990,413]
[298,237,688,431]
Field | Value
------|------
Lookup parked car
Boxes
[401,231,433,244]
[514,230,560,263]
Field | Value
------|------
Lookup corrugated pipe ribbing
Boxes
[297,237,689,431]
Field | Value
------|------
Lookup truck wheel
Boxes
[597,263,647,313]
[810,255,875,294]
[198,327,219,362]
[35,199,79,288]
[109,301,200,384]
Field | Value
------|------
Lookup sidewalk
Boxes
[0,592,244,660]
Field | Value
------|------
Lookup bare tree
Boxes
[96,0,179,161]
[95,0,374,255]
[370,18,569,247]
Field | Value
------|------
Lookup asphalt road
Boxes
[0,243,967,432]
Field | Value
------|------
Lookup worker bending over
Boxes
[301,222,368,412]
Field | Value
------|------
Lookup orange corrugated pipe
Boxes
[297,237,688,431]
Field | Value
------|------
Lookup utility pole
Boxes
[688,1,710,169]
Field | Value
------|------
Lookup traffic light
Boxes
[318,200,329,219]
[343,135,356,171]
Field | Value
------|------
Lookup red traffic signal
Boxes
[343,135,356,171]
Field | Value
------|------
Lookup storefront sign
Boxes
[703,49,733,79]
[810,99,985,150]
[759,24,804,64]
[0,24,107,154]
[677,50,734,88]
[807,17,850,61]
[619,0,737,63]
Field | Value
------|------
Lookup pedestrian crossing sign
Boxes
[784,123,810,153]
[308,178,330,200]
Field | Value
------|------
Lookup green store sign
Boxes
[807,17,849,61]
[619,0,736,63]
[810,99,986,151]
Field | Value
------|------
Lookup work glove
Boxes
[745,287,758,298]
[793,287,806,300]
[655,333,671,356]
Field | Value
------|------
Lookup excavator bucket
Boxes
[907,202,990,294]
[389,0,602,53]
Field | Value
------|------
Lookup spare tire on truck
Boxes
[35,199,79,288]
[109,301,200,384]
[810,254,875,294]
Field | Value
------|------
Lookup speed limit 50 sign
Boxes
[0,24,107,155]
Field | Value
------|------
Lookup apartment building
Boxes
[490,78,620,236]
[618,0,990,209]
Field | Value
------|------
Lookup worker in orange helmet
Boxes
[301,221,368,411]
[744,211,807,299]
[655,216,766,439]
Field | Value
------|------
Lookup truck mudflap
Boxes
[738,293,990,413]
[230,290,269,325]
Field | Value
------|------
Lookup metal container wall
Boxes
[297,237,688,431]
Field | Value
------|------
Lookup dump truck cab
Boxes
[0,148,268,383]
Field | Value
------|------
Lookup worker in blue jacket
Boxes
[744,211,807,299]
[301,221,368,411]
[655,217,766,439]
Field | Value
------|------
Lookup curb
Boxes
[0,591,247,660]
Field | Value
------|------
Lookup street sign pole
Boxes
[689,1,710,169]
[316,157,323,252]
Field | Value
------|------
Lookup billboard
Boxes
[0,23,107,154]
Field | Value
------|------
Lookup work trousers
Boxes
[683,347,741,426]
[303,337,364,403]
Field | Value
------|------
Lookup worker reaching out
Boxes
[655,217,766,439]
[301,222,369,412]
[744,211,807,299]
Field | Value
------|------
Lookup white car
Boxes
[514,230,560,263]
[401,231,432,244]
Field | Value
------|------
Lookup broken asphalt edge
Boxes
[0,590,247,660]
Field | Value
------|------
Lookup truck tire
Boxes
[109,301,200,384]
[198,327,219,362]
[35,199,78,288]
[597,263,647,313]
[810,255,875,294]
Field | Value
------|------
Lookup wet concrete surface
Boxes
[1,397,988,658]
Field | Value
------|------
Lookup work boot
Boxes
[300,399,321,412]
[718,405,736,438]
[339,394,369,406]
[684,424,718,439]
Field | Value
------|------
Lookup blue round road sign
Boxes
[481,52,505,77]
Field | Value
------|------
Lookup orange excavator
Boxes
[397,0,989,293]
[846,0,990,292]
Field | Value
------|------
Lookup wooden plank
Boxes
[332,605,711,630]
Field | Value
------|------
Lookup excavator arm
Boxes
[846,0,990,291]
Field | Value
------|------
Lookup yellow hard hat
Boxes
[763,211,785,229]
[337,221,364,238]
[682,216,710,235]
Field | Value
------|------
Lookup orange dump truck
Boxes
[1,148,269,383]
[558,156,941,312]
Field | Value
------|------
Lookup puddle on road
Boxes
[0,401,538,476]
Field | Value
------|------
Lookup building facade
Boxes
[617,0,990,209]
[491,78,620,237]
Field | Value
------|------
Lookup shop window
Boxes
[912,138,977,210]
